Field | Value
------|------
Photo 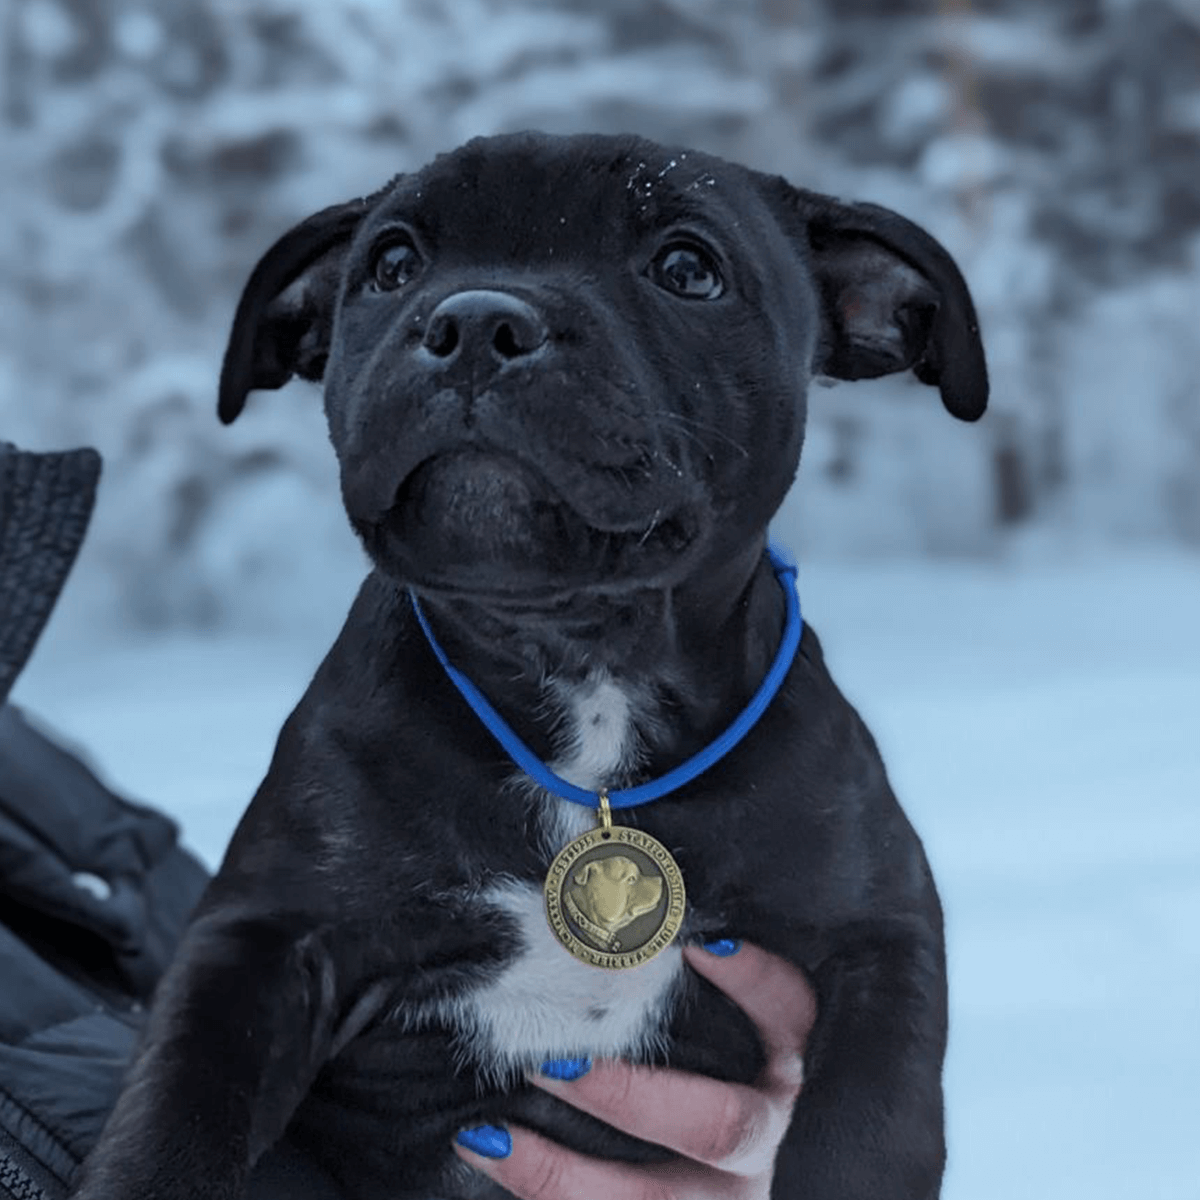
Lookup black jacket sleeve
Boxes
[0,708,345,1200]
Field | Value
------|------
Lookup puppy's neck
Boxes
[411,541,787,787]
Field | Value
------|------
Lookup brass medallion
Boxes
[544,793,686,969]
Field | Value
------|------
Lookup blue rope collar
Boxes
[410,545,802,811]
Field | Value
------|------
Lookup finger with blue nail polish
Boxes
[459,944,816,1198]
[702,937,741,956]
[539,1056,592,1081]
[455,1124,512,1159]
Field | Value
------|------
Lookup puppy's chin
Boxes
[360,450,702,600]
[383,451,570,578]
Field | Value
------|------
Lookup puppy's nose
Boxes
[422,290,548,364]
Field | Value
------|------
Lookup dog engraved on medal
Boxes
[544,808,686,967]
[571,854,661,942]
[70,131,987,1200]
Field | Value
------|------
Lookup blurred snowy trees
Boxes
[1,0,1197,627]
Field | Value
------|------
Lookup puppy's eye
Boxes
[370,234,423,292]
[648,242,724,300]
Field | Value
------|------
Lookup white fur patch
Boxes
[402,672,683,1082]
[539,670,641,847]
[414,880,683,1083]
[550,671,635,788]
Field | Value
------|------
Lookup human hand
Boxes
[452,940,818,1199]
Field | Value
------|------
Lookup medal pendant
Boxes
[544,792,686,969]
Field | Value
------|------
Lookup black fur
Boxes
[73,132,986,1200]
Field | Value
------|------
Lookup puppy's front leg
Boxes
[780,917,948,1200]
[71,910,340,1200]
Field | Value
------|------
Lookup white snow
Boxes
[9,549,1200,1200]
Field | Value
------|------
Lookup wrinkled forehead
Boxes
[361,133,767,260]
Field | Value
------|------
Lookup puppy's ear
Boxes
[771,183,988,421]
[217,198,372,425]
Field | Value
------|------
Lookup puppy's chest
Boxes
[405,674,685,1078]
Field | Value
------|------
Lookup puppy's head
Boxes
[219,132,987,600]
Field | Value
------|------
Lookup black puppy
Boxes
[72,132,986,1200]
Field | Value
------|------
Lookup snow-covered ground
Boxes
[11,549,1200,1200]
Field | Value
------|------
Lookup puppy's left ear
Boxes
[218,197,373,425]
[770,182,989,421]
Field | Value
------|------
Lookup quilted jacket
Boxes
[0,704,208,1200]
[0,443,342,1199]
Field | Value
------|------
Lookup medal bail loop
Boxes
[597,789,613,831]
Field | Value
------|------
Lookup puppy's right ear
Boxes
[218,199,371,425]
[760,177,988,422]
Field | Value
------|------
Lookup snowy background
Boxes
[3,1,1199,1198]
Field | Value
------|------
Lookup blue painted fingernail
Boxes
[703,938,741,956]
[539,1056,592,1081]
[455,1125,512,1159]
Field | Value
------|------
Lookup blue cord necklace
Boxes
[410,544,803,969]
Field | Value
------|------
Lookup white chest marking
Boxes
[417,880,683,1083]
[407,673,684,1082]
[540,670,642,846]
[550,672,636,788]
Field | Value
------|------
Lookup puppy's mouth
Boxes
[375,449,698,595]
